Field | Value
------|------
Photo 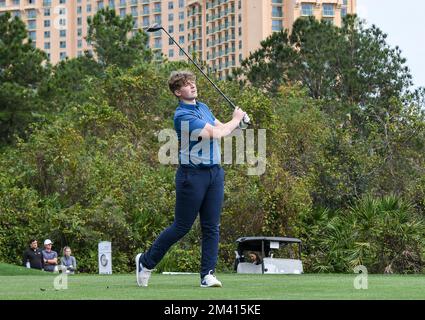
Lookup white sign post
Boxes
[98,241,112,274]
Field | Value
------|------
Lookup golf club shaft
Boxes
[161,28,237,110]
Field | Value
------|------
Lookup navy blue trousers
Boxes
[141,165,224,278]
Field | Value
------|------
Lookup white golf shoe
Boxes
[136,253,152,287]
[200,271,222,288]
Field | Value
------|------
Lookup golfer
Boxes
[136,70,246,288]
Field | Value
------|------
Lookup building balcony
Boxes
[206,21,235,35]
[188,0,202,6]
[187,20,202,29]
[207,0,235,10]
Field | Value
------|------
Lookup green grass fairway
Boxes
[1,263,425,300]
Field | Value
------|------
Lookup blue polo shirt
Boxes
[174,100,221,168]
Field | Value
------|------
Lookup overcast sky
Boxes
[356,0,425,89]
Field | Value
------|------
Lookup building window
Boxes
[272,6,283,18]
[59,0,66,4]
[28,20,36,29]
[169,49,174,57]
[169,38,174,45]
[131,6,137,16]
[341,7,347,17]
[60,41,66,48]
[168,25,174,33]
[43,0,51,6]
[179,0,184,8]
[77,17,82,25]
[108,0,115,9]
[44,8,50,16]
[77,6,82,14]
[60,52,67,60]
[154,38,162,48]
[323,4,334,16]
[60,29,66,37]
[120,8,126,17]
[27,9,36,19]
[77,28,82,36]
[44,20,50,27]
[44,42,50,49]
[44,31,50,38]
[179,11,184,20]
[179,23,184,32]
[179,35,184,44]
[142,16,149,26]
[168,1,174,10]
[302,3,314,16]
[272,20,283,31]
[28,31,36,40]
[154,2,161,13]
[168,13,174,21]
[78,39,82,48]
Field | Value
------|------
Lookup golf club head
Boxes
[145,23,163,32]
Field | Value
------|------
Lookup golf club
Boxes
[144,23,251,129]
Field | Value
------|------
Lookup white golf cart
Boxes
[234,236,303,274]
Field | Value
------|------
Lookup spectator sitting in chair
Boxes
[42,239,58,272]
[60,246,77,274]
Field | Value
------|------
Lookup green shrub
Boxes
[298,195,425,273]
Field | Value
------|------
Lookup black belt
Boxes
[179,164,221,171]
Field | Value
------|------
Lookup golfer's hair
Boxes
[168,70,196,96]
[63,246,71,253]
[29,238,37,244]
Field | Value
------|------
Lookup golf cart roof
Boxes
[236,236,302,244]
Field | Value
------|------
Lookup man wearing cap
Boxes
[42,239,58,272]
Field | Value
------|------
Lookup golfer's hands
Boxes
[233,107,246,122]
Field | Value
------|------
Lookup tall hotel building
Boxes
[0,0,356,78]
